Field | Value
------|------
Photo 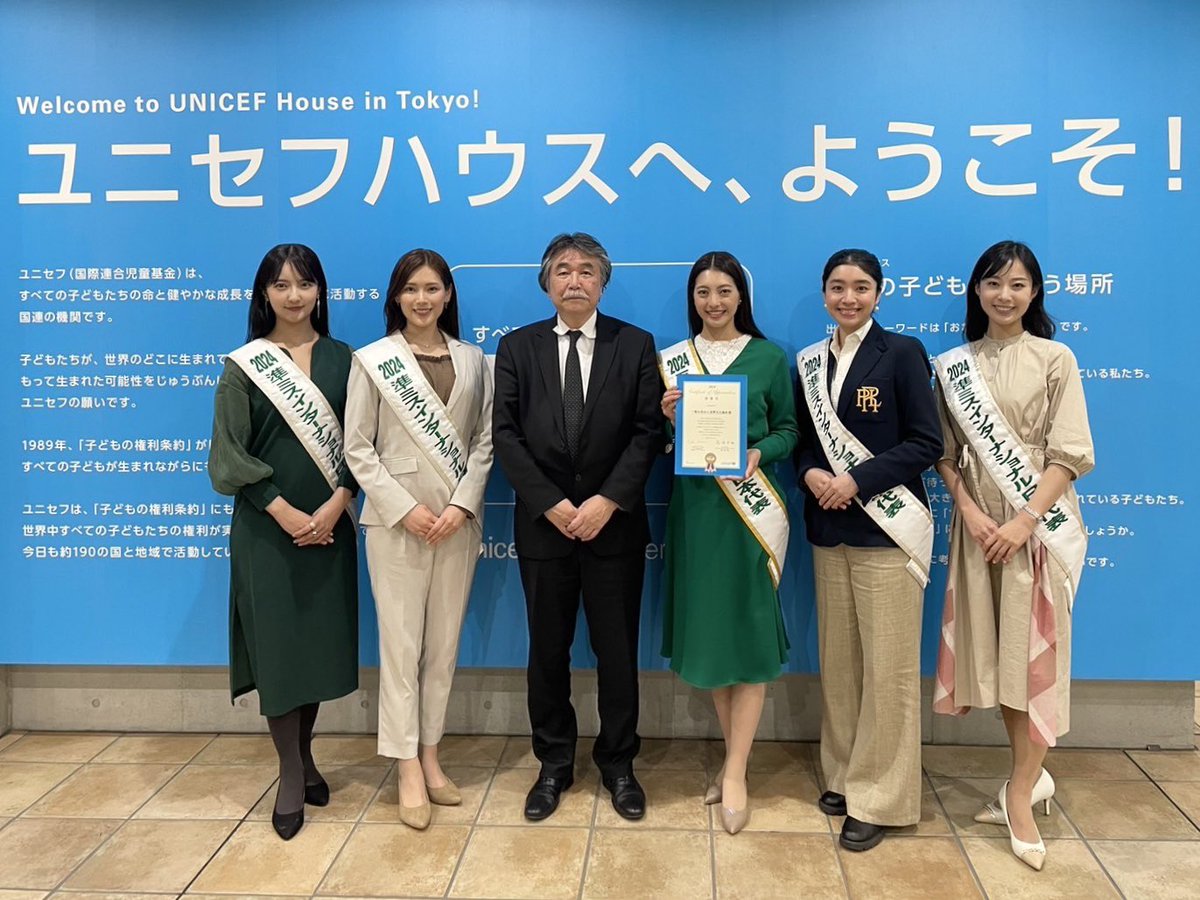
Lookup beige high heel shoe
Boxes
[398,778,432,830]
[974,768,1055,824]
[719,778,750,834]
[999,780,1045,871]
[426,776,462,807]
[705,767,724,805]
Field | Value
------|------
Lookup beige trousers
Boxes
[814,544,923,826]
[365,521,481,759]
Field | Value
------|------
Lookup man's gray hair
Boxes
[537,232,612,292]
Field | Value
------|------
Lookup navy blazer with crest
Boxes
[492,311,663,560]
[795,320,943,548]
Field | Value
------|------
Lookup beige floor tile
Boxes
[437,734,507,766]
[889,777,952,837]
[0,762,80,816]
[191,734,277,766]
[839,836,981,899]
[0,733,26,753]
[741,767,830,833]
[0,817,122,889]
[1092,839,1200,899]
[1129,749,1200,782]
[309,735,391,767]
[134,764,277,819]
[0,891,46,900]
[1055,778,1200,840]
[25,763,179,818]
[931,776,1077,838]
[191,821,352,894]
[452,826,588,899]
[921,745,1013,778]
[188,895,309,899]
[1160,780,1200,827]
[362,765,490,826]
[0,819,8,833]
[63,819,236,892]
[637,738,708,770]
[92,734,215,765]
[961,837,1117,899]
[0,733,118,764]
[582,828,711,900]
[1045,749,1147,780]
[476,766,596,827]
[248,766,386,823]
[318,823,469,897]
[594,768,709,830]
[746,741,817,775]
[50,894,173,900]
[714,831,845,899]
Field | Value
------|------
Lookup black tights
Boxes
[266,701,322,814]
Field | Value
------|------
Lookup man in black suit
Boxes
[492,233,661,821]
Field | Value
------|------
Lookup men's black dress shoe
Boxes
[304,777,330,807]
[839,815,885,851]
[272,805,305,841]
[818,790,847,817]
[603,773,646,820]
[524,774,574,821]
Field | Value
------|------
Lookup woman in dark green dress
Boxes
[660,251,798,834]
[209,244,358,840]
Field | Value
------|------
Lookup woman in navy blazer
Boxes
[795,249,942,853]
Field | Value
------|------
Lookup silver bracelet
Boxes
[1019,504,1042,523]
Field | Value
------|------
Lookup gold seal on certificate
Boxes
[676,374,748,477]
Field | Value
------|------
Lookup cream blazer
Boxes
[344,334,494,529]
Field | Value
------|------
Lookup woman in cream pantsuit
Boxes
[345,249,493,830]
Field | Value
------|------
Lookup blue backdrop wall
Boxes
[2,0,1196,679]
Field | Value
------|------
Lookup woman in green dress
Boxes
[208,244,358,840]
[660,251,798,834]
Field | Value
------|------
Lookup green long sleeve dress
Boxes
[662,337,799,688]
[208,336,359,716]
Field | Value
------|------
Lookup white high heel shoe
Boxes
[998,780,1046,871]
[974,767,1055,824]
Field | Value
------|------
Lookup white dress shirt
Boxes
[553,310,598,401]
[829,319,874,406]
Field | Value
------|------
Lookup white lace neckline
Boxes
[694,334,752,375]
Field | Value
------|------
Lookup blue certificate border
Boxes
[674,374,748,477]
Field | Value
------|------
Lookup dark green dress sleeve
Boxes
[751,345,800,465]
[209,361,282,512]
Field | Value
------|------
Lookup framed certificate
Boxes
[675,374,748,477]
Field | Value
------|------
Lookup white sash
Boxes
[658,339,790,588]
[796,339,934,587]
[355,334,469,491]
[228,338,346,493]
[935,344,1086,596]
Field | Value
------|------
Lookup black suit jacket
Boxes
[493,312,662,559]
[795,322,943,548]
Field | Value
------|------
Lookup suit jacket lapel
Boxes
[581,313,618,431]
[444,336,469,417]
[534,318,566,441]
[836,321,887,420]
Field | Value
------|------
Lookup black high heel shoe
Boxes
[304,777,330,807]
[272,804,305,840]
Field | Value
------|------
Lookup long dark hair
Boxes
[821,248,883,294]
[965,241,1055,341]
[685,251,765,338]
[384,249,461,339]
[247,244,330,340]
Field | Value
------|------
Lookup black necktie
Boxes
[563,330,584,459]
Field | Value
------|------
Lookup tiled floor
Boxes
[0,729,1198,899]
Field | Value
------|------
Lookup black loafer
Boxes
[839,815,885,851]
[603,773,646,820]
[818,790,847,816]
[272,805,305,841]
[524,774,573,821]
[304,777,330,807]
